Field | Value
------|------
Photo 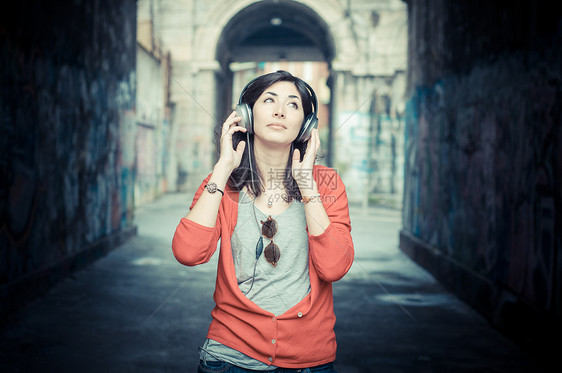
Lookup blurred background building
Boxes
[135,0,407,208]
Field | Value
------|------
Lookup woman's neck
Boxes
[253,138,291,192]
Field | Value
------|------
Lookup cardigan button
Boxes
[268,357,273,362]
[272,339,276,344]
[297,312,303,317]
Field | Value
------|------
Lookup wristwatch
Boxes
[301,193,321,204]
[204,182,224,196]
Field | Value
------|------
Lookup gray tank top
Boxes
[200,190,311,370]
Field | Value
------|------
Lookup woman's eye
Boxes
[288,102,299,109]
[264,97,274,103]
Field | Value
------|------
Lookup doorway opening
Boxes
[214,1,335,166]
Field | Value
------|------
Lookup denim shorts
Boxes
[197,359,338,373]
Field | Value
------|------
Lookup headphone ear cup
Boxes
[295,114,318,142]
[235,103,253,134]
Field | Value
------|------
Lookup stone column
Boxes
[331,70,374,205]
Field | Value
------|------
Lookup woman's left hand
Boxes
[292,128,320,190]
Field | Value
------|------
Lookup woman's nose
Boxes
[273,109,285,119]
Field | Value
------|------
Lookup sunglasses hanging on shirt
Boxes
[244,201,282,296]
[258,216,281,267]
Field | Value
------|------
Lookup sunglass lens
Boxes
[261,216,278,238]
[264,242,281,267]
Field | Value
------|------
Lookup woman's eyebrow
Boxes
[264,91,301,101]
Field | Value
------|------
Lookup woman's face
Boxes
[252,81,305,145]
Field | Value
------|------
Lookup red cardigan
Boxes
[172,165,354,368]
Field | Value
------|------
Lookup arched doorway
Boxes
[213,1,336,166]
[180,0,406,206]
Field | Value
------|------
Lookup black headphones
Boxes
[234,76,319,143]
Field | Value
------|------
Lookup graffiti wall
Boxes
[402,0,562,334]
[0,0,137,316]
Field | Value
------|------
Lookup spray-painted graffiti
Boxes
[0,0,137,315]
[402,52,562,315]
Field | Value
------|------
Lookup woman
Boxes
[172,71,354,372]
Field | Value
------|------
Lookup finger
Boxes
[223,112,241,130]
[292,148,300,163]
[222,119,245,136]
[230,126,247,134]
[314,129,321,151]
[236,140,246,154]
[229,112,241,123]
[309,129,319,149]
[222,125,247,142]
[304,137,313,156]
[223,117,241,131]
[309,131,316,147]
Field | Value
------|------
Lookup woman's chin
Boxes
[256,133,295,147]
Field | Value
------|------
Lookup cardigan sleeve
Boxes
[172,173,222,266]
[307,166,354,282]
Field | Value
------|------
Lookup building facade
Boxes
[137,0,407,207]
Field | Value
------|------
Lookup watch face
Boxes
[207,183,217,193]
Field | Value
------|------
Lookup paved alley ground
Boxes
[0,192,540,372]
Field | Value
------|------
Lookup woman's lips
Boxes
[267,123,286,129]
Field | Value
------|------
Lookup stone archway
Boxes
[184,0,351,187]
[191,0,354,64]
[174,0,406,207]
[215,1,336,64]
[213,1,339,167]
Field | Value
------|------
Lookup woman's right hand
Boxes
[217,111,247,172]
